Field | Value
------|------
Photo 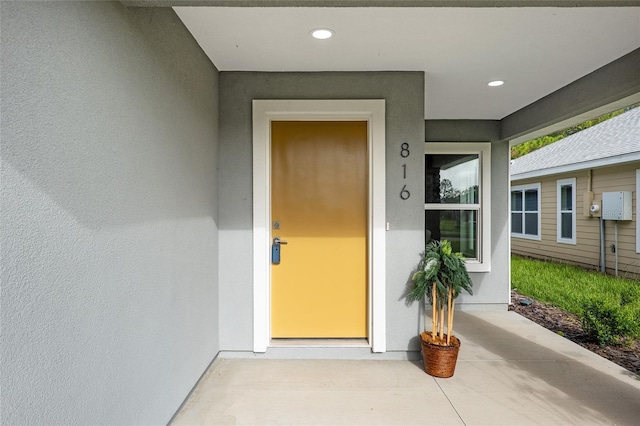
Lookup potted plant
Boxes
[408,240,473,377]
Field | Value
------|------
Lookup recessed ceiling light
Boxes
[488,80,505,87]
[310,28,334,40]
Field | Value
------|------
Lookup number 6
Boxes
[400,185,410,200]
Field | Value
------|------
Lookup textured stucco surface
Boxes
[218,72,510,356]
[1,2,220,424]
[454,140,511,308]
[218,72,426,352]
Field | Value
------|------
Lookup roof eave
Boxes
[510,151,640,181]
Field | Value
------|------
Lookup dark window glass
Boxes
[425,210,478,259]
[425,154,479,204]
[511,191,523,211]
[524,189,538,211]
[561,185,573,211]
[511,213,523,233]
[524,213,538,235]
[561,212,572,238]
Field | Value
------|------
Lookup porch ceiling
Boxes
[172,5,640,120]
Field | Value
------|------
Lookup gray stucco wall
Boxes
[455,140,511,308]
[1,2,219,424]
[218,72,426,353]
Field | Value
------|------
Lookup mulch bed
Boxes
[509,290,640,376]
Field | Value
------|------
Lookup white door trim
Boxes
[252,99,386,353]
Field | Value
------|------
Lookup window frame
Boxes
[425,142,491,273]
[510,183,541,240]
[556,177,577,245]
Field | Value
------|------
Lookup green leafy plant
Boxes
[408,240,473,346]
[620,287,640,307]
[581,299,638,346]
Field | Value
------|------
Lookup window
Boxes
[557,178,576,244]
[511,183,541,240]
[425,143,491,272]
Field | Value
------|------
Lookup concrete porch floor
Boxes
[171,311,640,425]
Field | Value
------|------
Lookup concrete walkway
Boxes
[172,311,640,425]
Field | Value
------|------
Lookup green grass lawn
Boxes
[511,255,640,343]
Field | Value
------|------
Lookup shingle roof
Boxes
[510,107,640,179]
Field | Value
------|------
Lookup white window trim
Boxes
[636,170,639,254]
[252,99,386,353]
[556,177,577,245]
[425,142,491,273]
[511,183,542,241]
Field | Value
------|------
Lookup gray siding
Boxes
[1,2,220,424]
[512,163,639,277]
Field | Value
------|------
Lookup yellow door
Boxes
[271,121,368,338]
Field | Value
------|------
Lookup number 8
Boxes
[400,143,410,158]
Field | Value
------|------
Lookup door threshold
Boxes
[270,338,370,348]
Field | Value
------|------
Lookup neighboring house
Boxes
[510,108,640,278]
[2,1,640,425]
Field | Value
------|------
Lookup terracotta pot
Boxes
[420,331,461,378]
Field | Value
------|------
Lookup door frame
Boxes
[252,99,386,353]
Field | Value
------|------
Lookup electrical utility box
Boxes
[602,191,632,220]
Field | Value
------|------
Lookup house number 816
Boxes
[400,143,410,200]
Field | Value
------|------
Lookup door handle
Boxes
[272,237,288,264]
